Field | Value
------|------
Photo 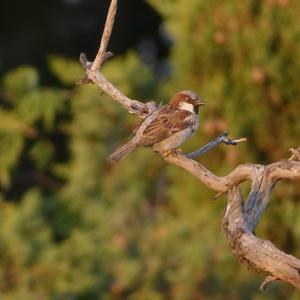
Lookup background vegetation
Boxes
[1,0,300,299]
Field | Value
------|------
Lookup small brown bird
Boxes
[107,90,204,162]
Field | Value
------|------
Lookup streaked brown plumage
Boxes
[107,90,204,162]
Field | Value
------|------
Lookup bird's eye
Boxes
[185,97,189,101]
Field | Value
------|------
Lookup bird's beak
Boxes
[196,100,205,106]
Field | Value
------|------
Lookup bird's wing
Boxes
[137,105,196,146]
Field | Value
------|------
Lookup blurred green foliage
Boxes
[1,0,300,299]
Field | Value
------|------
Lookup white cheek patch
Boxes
[179,102,194,112]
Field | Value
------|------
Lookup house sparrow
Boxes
[107,90,205,162]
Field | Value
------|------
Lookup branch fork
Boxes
[78,0,300,291]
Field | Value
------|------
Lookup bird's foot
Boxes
[172,148,182,156]
[160,148,182,158]
[289,147,300,161]
[160,149,172,157]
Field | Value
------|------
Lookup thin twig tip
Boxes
[79,52,88,65]
[260,276,278,291]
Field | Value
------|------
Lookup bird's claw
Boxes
[172,148,182,156]
[160,148,182,158]
[289,147,300,161]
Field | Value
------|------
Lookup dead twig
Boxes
[185,131,246,159]
[91,0,117,72]
[77,0,155,118]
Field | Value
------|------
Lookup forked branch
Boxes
[165,152,300,289]
[77,0,156,117]
[78,0,300,291]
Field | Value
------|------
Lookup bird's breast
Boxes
[152,127,194,152]
[190,113,199,132]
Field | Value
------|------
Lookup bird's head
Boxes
[170,90,205,114]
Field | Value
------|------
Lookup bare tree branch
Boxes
[164,153,256,192]
[91,0,117,72]
[77,0,156,118]
[164,150,300,289]
[223,186,300,290]
[185,131,246,159]
[78,0,300,291]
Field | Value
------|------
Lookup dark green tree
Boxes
[0,0,300,299]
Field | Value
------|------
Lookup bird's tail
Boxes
[107,141,137,162]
